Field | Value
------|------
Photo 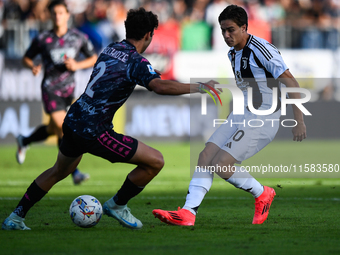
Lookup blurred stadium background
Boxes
[0,0,339,144]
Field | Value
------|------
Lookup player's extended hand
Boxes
[64,58,78,71]
[292,122,307,142]
[199,80,222,94]
[154,69,162,76]
[207,80,222,94]
[32,64,42,76]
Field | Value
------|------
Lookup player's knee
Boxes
[150,150,164,173]
[198,149,210,164]
[210,157,221,168]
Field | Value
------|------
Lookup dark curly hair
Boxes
[218,5,248,30]
[48,0,69,13]
[125,8,158,40]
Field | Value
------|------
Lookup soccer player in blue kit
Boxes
[16,0,97,184]
[2,7,217,230]
[153,5,307,226]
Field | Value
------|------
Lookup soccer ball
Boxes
[69,195,102,228]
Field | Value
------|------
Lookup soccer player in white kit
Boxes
[153,5,307,225]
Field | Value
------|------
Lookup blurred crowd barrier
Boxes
[0,0,339,57]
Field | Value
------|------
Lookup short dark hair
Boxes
[125,8,158,40]
[218,5,248,30]
[48,0,69,13]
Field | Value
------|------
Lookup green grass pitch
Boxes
[0,140,339,255]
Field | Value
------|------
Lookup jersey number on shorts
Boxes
[85,61,106,98]
[233,130,244,142]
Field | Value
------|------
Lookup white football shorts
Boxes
[207,108,281,163]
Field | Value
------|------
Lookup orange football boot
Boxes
[152,207,195,226]
[252,186,276,224]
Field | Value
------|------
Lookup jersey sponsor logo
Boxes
[147,64,156,74]
[50,48,76,64]
[78,99,96,114]
[236,71,249,90]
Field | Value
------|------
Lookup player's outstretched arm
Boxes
[148,78,219,96]
[278,70,307,142]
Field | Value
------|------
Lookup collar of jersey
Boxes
[122,39,136,49]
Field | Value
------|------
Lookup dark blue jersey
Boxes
[24,29,96,97]
[64,40,160,139]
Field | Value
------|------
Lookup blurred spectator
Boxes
[300,0,330,48]
[143,0,181,80]
[2,0,31,57]
[0,0,5,46]
[205,0,230,50]
[172,0,187,22]
[0,0,339,58]
[3,0,30,21]
[246,0,272,42]
[29,0,49,22]
[73,0,104,53]
[259,0,286,25]
[282,0,339,49]
[106,0,127,41]
[181,0,212,50]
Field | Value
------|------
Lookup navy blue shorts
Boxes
[60,123,138,163]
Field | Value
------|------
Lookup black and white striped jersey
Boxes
[228,34,288,110]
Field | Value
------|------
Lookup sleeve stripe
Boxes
[252,38,273,58]
[250,38,273,61]
[268,43,278,50]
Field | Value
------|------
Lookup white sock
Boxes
[183,168,214,215]
[183,185,207,215]
[226,166,264,198]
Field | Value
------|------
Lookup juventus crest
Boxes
[242,57,248,69]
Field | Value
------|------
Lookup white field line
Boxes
[0,196,339,201]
